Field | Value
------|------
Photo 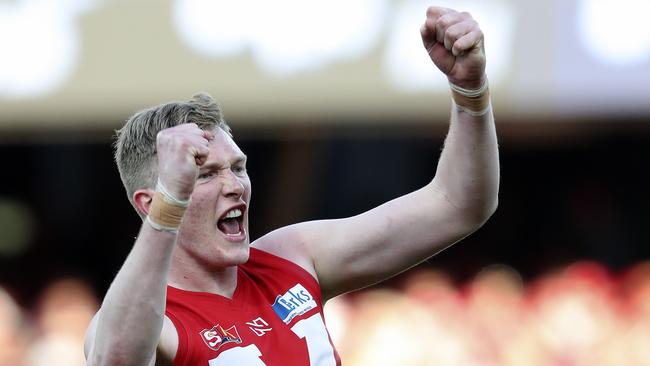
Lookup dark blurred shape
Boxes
[0,198,35,257]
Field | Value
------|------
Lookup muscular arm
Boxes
[261,107,497,299]
[85,124,212,365]
[255,7,498,299]
[85,227,177,365]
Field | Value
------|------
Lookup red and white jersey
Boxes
[166,247,342,366]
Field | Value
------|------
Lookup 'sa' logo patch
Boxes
[199,324,242,351]
[271,284,317,324]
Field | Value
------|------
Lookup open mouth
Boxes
[217,206,245,237]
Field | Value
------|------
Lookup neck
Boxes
[168,249,239,299]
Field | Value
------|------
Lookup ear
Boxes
[133,188,155,217]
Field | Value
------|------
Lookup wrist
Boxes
[449,77,490,116]
[146,179,191,233]
[447,73,487,91]
[156,180,192,206]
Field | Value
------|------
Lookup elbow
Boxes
[476,196,499,228]
[483,194,499,221]
[482,197,499,226]
[428,181,499,235]
[458,195,498,233]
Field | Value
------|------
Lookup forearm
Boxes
[431,97,499,225]
[418,7,498,224]
[90,223,176,365]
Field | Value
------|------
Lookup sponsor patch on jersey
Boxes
[271,283,317,324]
[199,324,242,351]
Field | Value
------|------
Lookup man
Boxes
[84,6,499,365]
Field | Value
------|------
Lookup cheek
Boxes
[185,198,216,224]
[243,179,252,199]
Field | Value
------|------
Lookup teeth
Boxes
[224,208,242,219]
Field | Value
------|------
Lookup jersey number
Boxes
[208,314,336,365]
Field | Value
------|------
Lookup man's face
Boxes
[177,128,251,268]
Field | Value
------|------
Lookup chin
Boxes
[233,247,250,265]
[220,243,250,266]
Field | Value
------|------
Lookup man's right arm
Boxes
[84,124,212,365]
[84,225,178,365]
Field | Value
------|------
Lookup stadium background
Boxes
[1,0,650,364]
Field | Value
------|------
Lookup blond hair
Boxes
[114,92,231,208]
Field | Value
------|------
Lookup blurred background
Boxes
[1,0,650,364]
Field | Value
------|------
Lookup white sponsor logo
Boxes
[271,284,317,324]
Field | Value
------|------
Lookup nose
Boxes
[221,170,244,198]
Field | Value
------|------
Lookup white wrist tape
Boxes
[156,180,191,207]
[146,180,191,233]
[449,78,491,116]
[449,78,489,97]
[146,215,181,233]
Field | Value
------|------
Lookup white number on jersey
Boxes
[208,314,336,365]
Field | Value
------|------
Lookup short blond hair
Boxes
[114,92,231,208]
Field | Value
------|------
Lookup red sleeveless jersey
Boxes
[166,247,342,366]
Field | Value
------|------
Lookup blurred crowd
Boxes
[0,279,97,366]
[1,260,650,366]
[326,260,650,366]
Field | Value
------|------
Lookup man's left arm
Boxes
[256,7,498,300]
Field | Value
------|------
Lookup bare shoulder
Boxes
[251,221,327,281]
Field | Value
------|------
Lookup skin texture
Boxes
[84,6,499,366]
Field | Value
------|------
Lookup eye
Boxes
[198,171,214,180]
[233,165,246,175]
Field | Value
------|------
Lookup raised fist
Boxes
[155,123,213,201]
[420,7,486,90]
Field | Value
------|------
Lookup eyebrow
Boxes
[201,154,247,170]
[233,154,248,165]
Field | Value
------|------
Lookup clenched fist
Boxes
[156,123,213,201]
[421,7,486,90]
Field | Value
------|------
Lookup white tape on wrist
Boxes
[449,78,489,97]
[146,216,180,233]
[145,179,191,233]
[449,78,491,116]
[156,179,191,207]
[452,100,492,116]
